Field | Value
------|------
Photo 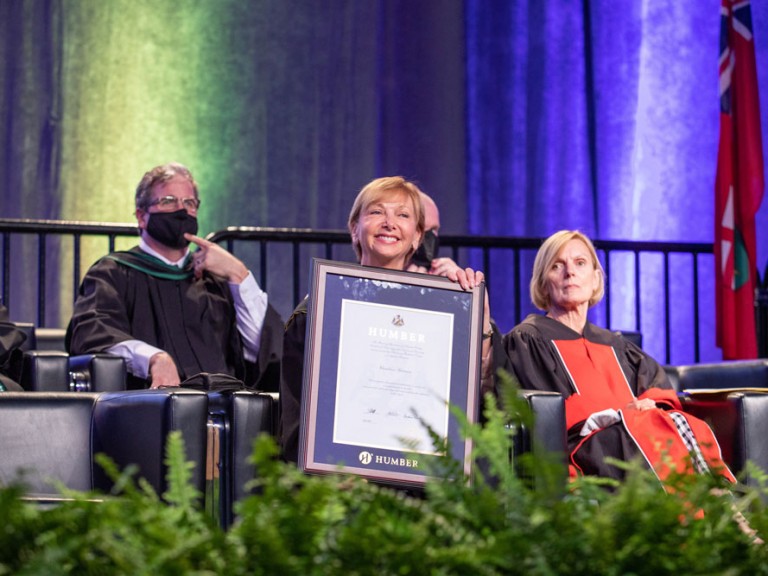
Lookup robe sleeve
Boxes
[278,298,308,463]
[0,308,26,390]
[481,319,503,399]
[66,258,137,354]
[621,339,672,395]
[246,303,283,391]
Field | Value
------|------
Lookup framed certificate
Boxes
[298,258,485,487]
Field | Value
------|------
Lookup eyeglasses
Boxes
[147,195,201,212]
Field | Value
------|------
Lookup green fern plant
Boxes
[2,381,768,574]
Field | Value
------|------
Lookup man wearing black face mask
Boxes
[67,162,282,390]
[407,192,463,278]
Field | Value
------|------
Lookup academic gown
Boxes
[0,305,26,391]
[278,296,309,463]
[67,247,282,390]
[502,314,735,485]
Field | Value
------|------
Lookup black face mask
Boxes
[411,229,440,268]
[145,209,198,249]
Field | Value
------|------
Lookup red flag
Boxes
[715,0,765,360]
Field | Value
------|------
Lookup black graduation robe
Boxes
[278,296,308,463]
[67,247,282,390]
[0,304,26,391]
[502,314,734,485]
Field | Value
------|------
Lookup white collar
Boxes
[138,237,190,268]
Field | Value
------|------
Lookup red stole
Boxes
[553,338,735,485]
[552,338,634,429]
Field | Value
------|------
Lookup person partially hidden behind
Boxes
[406,191,463,278]
[278,176,493,463]
[0,304,26,391]
[501,230,735,486]
[67,162,282,390]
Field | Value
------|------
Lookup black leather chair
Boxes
[664,359,768,393]
[206,390,276,528]
[513,390,567,456]
[18,350,69,391]
[665,360,768,485]
[0,389,209,499]
[9,320,127,392]
[69,353,127,391]
[512,390,568,489]
[33,327,67,351]
[19,351,127,392]
[682,392,768,487]
[12,322,67,352]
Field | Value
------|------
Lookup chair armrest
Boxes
[69,354,127,392]
[20,351,70,391]
[682,392,768,486]
[665,360,768,393]
[207,390,275,527]
[515,390,567,457]
[0,392,100,493]
[34,327,67,351]
[511,390,567,491]
[92,389,209,497]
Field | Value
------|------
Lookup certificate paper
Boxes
[333,300,453,453]
[299,259,484,487]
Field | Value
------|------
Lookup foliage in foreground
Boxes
[2,374,768,575]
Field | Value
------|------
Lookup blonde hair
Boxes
[347,176,425,262]
[530,230,605,310]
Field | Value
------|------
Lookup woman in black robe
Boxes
[278,176,492,463]
[501,230,734,486]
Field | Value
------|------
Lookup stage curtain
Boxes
[466,0,768,362]
[2,0,768,361]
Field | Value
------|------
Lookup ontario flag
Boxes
[715,0,764,359]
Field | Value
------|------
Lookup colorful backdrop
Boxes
[1,0,767,363]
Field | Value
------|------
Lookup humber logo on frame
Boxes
[358,450,419,469]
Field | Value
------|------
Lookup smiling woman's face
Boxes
[545,238,600,313]
[352,189,421,270]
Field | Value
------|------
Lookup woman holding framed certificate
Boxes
[278,176,493,465]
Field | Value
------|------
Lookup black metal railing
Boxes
[1,218,715,364]
[1,219,138,328]
[211,227,717,363]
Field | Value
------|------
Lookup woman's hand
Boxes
[626,398,656,411]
